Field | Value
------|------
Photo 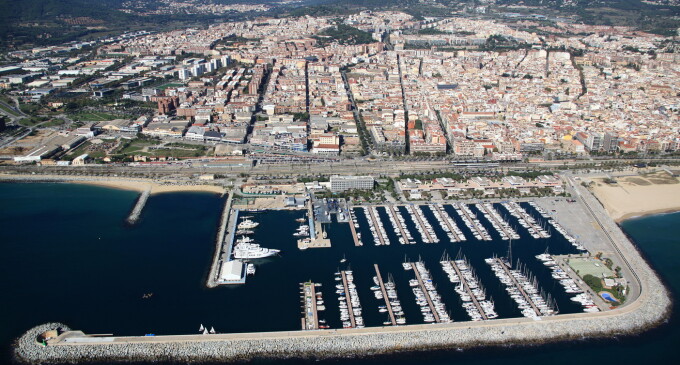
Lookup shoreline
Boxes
[589,173,680,223]
[0,174,225,196]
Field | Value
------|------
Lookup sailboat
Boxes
[202,328,208,335]
[199,324,204,332]
[209,327,216,334]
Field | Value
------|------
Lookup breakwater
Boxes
[206,193,233,288]
[125,188,151,225]
[15,278,670,365]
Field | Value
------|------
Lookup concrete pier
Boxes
[493,258,542,317]
[410,262,441,323]
[454,203,490,240]
[125,188,150,225]
[386,205,411,241]
[340,271,357,328]
[206,193,233,288]
[476,203,514,238]
[348,208,362,247]
[374,264,397,326]
[431,204,463,242]
[301,282,319,330]
[446,260,488,320]
[366,207,387,246]
[410,205,436,243]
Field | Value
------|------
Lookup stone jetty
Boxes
[125,188,151,225]
[15,264,670,365]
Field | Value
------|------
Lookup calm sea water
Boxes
[0,183,677,364]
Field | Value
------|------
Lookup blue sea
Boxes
[0,182,676,364]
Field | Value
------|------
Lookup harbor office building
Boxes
[330,175,375,192]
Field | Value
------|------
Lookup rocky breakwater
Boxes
[15,266,671,365]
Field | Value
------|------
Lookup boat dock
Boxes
[512,203,548,238]
[387,205,410,240]
[340,271,357,328]
[446,260,488,320]
[348,208,362,247]
[410,205,436,243]
[300,282,319,330]
[477,204,515,238]
[125,188,151,224]
[207,194,242,288]
[373,264,396,326]
[410,262,441,323]
[366,207,387,246]
[492,258,542,317]
[431,204,463,242]
[455,203,489,240]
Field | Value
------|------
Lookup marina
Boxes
[441,255,496,321]
[405,261,451,324]
[337,270,364,328]
[486,257,556,319]
[1,183,673,365]
[453,203,493,241]
[300,282,325,330]
[476,202,520,240]
[430,203,466,242]
[385,204,416,244]
[347,207,363,246]
[404,205,438,244]
[504,202,551,239]
[372,264,397,326]
[366,206,390,246]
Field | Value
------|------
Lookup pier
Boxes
[373,264,396,326]
[206,193,236,288]
[492,258,542,317]
[477,203,515,238]
[512,203,549,238]
[431,204,463,242]
[386,205,410,240]
[301,282,319,330]
[454,203,490,240]
[446,260,488,320]
[340,271,357,328]
[348,208,362,246]
[410,205,436,243]
[125,188,151,224]
[366,207,387,246]
[410,262,441,323]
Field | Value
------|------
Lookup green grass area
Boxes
[582,274,626,305]
[117,138,163,155]
[19,103,41,115]
[0,102,20,117]
[68,112,122,121]
[41,119,66,128]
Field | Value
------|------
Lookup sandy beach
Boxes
[0,173,225,195]
[590,171,680,222]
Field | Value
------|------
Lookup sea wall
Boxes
[15,267,671,364]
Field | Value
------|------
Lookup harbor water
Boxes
[0,182,677,364]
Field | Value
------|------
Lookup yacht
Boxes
[233,237,280,259]
[238,218,259,230]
